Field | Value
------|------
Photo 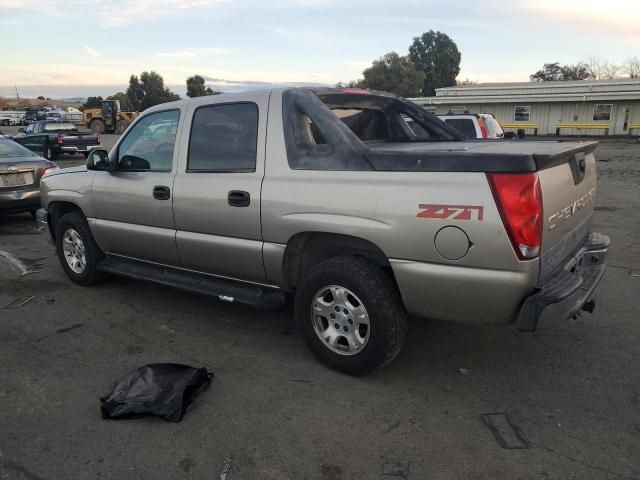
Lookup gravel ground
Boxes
[0,138,638,480]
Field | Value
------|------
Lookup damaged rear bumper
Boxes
[514,232,609,331]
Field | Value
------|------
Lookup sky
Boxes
[0,0,639,99]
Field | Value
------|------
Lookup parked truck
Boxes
[37,88,609,374]
[14,120,101,161]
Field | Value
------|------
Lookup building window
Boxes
[593,104,612,121]
[514,106,530,122]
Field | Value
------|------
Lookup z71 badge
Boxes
[417,204,484,221]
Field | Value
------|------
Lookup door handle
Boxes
[153,185,171,200]
[228,190,250,207]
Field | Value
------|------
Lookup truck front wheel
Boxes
[54,211,108,286]
[294,257,408,375]
[115,120,130,135]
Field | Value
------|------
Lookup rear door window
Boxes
[443,118,477,138]
[187,103,258,172]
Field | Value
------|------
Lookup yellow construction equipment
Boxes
[82,100,139,134]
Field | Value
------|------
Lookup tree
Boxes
[587,56,619,80]
[82,96,103,110]
[125,71,180,111]
[358,52,425,97]
[37,96,45,100]
[456,78,477,86]
[409,30,461,96]
[560,63,592,81]
[622,57,640,79]
[335,80,360,88]
[530,62,592,81]
[186,74,209,97]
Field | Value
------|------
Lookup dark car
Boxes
[0,136,57,216]
[13,121,101,161]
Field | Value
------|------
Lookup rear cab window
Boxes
[442,118,478,138]
[282,89,462,170]
[187,103,258,172]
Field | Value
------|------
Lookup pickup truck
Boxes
[37,88,609,374]
[14,121,101,161]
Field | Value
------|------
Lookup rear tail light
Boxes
[56,134,64,144]
[41,165,59,176]
[477,117,488,139]
[488,173,543,260]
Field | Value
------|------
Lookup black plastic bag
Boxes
[100,363,213,422]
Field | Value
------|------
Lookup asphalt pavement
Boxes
[0,138,638,479]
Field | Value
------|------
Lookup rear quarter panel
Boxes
[262,91,538,324]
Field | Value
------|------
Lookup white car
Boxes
[437,112,506,140]
[0,116,18,126]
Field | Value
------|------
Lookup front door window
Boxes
[116,110,180,171]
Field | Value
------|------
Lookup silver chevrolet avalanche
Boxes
[37,88,609,374]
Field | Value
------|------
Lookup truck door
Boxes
[91,108,182,265]
[172,93,269,283]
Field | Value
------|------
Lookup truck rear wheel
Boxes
[115,120,130,135]
[294,257,408,375]
[90,119,106,134]
[44,142,58,161]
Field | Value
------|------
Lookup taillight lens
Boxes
[57,134,64,144]
[488,173,543,260]
[477,117,488,139]
[41,165,59,176]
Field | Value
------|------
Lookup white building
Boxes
[411,79,640,136]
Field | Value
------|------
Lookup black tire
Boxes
[115,119,130,135]
[90,118,106,134]
[54,211,108,286]
[294,257,408,375]
[44,142,58,161]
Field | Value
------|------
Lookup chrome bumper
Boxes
[60,145,101,153]
[514,232,610,331]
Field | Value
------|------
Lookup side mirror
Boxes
[87,149,114,171]
[18,128,25,133]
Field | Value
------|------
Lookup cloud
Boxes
[154,47,233,59]
[515,0,640,45]
[101,0,230,26]
[83,46,101,57]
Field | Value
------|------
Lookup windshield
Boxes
[0,137,38,159]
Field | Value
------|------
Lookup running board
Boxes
[96,256,285,309]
